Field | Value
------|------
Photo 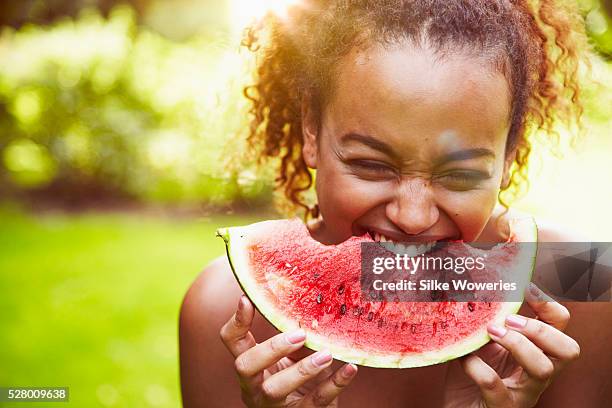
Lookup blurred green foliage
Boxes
[0,205,261,407]
[579,0,612,57]
[0,6,272,208]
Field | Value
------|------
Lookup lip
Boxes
[361,226,456,243]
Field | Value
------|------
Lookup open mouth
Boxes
[369,231,437,256]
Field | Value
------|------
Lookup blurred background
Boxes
[0,0,610,407]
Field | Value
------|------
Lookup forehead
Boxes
[325,41,511,155]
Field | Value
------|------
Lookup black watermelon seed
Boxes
[338,284,345,295]
[313,273,320,279]
[340,304,347,315]
[316,293,322,304]
[467,302,475,312]
[367,312,374,321]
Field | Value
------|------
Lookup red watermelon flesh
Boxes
[218,217,536,368]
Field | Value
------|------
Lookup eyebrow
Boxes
[340,132,495,164]
[435,148,496,164]
[340,133,399,160]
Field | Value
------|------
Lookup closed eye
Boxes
[435,171,490,190]
[349,160,397,177]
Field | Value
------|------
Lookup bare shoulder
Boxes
[532,216,591,242]
[180,256,242,322]
[179,256,244,407]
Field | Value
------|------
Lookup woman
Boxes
[180,1,612,406]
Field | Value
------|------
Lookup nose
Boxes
[385,177,439,236]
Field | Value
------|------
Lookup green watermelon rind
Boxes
[217,216,537,369]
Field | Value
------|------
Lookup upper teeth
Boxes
[373,232,436,256]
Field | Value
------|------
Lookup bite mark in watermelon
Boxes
[217,217,537,368]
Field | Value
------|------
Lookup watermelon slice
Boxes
[217,217,537,368]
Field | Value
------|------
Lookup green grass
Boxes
[0,206,262,407]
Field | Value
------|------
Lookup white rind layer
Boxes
[217,216,537,369]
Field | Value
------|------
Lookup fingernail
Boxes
[238,295,246,310]
[528,283,543,299]
[342,363,357,378]
[311,350,333,367]
[506,314,527,329]
[285,329,306,344]
[487,324,507,338]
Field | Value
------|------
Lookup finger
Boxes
[525,283,571,331]
[472,342,505,362]
[234,329,307,378]
[302,363,358,407]
[504,314,581,362]
[219,295,256,357]
[259,350,334,404]
[488,324,555,383]
[461,354,512,408]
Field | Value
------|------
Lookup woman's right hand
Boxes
[220,294,358,407]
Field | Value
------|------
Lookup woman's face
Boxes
[302,41,513,245]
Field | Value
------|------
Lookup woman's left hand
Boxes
[443,283,581,408]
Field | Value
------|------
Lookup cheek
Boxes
[315,163,388,235]
[444,159,505,240]
[440,186,499,241]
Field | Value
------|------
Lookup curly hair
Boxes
[241,0,588,219]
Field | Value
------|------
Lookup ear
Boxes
[301,94,319,169]
[500,154,514,189]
